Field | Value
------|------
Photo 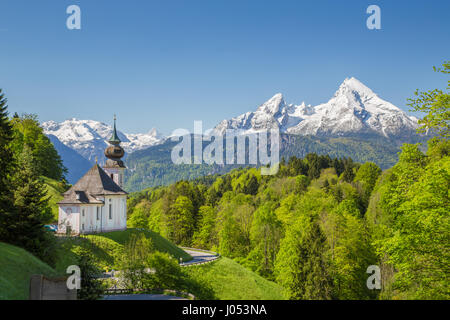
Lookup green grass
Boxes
[90,229,192,262]
[0,242,57,300]
[54,236,121,273]
[55,228,192,273]
[184,257,286,300]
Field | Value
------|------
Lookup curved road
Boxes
[181,249,219,266]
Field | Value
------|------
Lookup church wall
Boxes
[62,195,127,235]
[58,206,80,234]
[102,195,127,232]
[79,205,103,234]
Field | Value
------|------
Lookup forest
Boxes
[126,139,449,299]
[123,132,423,192]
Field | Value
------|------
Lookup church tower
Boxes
[103,115,126,188]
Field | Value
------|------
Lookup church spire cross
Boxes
[108,114,121,145]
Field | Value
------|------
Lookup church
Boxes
[57,116,128,235]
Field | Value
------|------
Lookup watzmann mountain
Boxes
[214,77,419,139]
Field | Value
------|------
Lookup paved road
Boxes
[103,294,188,300]
[181,249,219,266]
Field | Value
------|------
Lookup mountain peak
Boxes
[336,77,375,98]
[256,93,285,115]
[147,127,163,138]
[213,78,419,138]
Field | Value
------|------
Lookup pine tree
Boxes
[6,145,56,265]
[0,89,15,241]
[322,179,330,192]
[296,222,334,299]
[342,166,355,183]
[77,248,105,300]
[276,217,334,300]
[244,174,259,195]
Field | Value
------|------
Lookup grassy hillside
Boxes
[42,176,68,222]
[93,229,192,261]
[0,242,57,300]
[184,257,286,300]
[55,228,192,273]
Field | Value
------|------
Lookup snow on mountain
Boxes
[122,128,165,153]
[42,119,165,163]
[43,77,420,171]
[214,93,286,134]
[214,77,419,138]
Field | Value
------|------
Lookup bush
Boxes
[143,252,184,290]
[76,248,105,300]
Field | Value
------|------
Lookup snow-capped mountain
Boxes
[42,119,165,164]
[214,77,419,138]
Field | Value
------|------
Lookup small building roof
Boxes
[58,164,127,205]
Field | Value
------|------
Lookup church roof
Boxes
[58,164,127,205]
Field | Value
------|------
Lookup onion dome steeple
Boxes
[104,115,126,168]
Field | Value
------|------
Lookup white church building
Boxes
[57,116,128,235]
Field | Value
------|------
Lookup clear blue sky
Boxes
[0,0,448,134]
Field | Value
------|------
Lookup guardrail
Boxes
[179,247,221,267]
[103,288,195,300]
[180,247,220,256]
[180,259,218,267]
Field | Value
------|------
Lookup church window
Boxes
[96,207,100,220]
[82,223,84,230]
[82,209,85,217]
[109,204,112,219]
